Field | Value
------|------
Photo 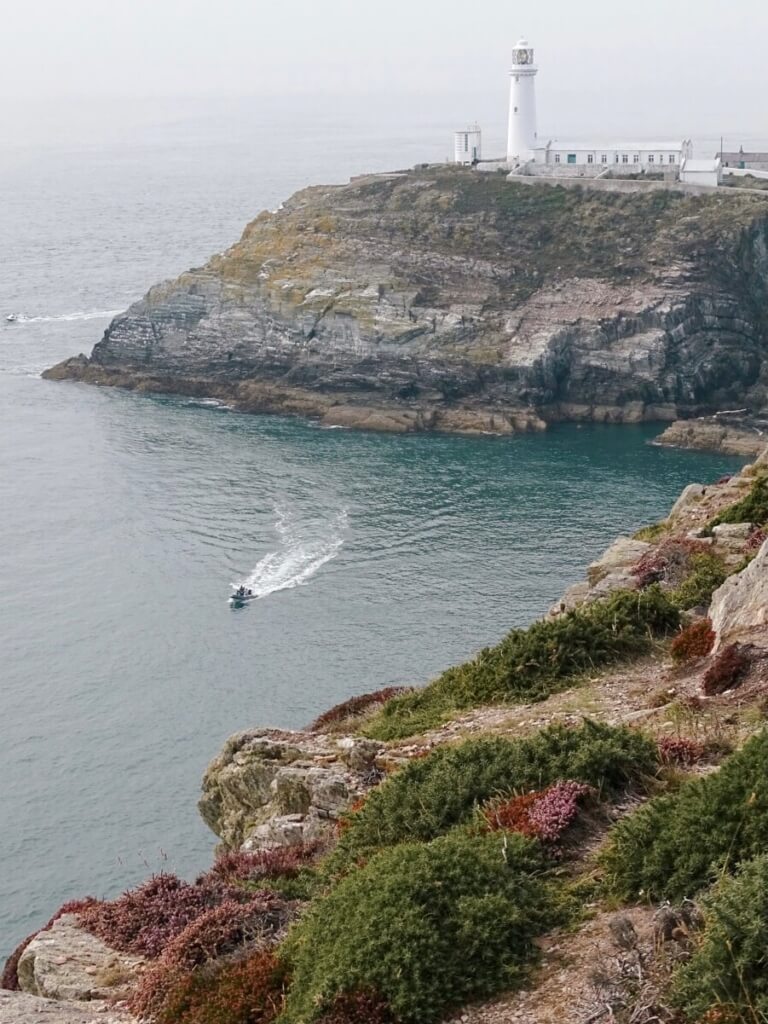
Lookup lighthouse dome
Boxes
[511,39,535,66]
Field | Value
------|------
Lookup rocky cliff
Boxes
[46,168,768,433]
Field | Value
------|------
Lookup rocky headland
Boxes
[4,447,768,1024]
[45,167,768,438]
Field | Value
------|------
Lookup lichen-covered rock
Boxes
[45,169,768,433]
[587,538,650,587]
[655,417,768,456]
[17,916,144,1003]
[710,539,768,650]
[0,990,136,1024]
[198,729,383,850]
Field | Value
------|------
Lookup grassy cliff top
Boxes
[208,166,768,308]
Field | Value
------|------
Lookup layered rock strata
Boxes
[45,168,768,434]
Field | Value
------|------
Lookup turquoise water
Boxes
[0,99,746,961]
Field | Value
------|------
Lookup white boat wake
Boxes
[236,507,348,600]
[6,309,123,324]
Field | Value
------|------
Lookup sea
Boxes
[0,96,747,961]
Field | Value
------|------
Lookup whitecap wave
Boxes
[7,309,123,324]
[237,507,348,600]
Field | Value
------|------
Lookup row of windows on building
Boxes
[553,153,678,165]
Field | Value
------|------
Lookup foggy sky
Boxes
[4,0,768,138]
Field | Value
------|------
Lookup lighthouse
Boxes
[507,38,538,166]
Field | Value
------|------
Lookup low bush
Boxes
[201,843,323,888]
[308,689,412,732]
[129,897,292,1021]
[702,644,751,696]
[484,781,591,845]
[633,521,668,542]
[130,950,287,1024]
[365,589,680,740]
[315,990,399,1024]
[602,730,768,901]
[281,831,560,1024]
[327,721,657,876]
[708,474,768,530]
[1,898,97,991]
[657,737,705,767]
[670,554,728,610]
[672,854,768,1023]
[632,538,709,589]
[78,873,251,959]
[670,620,716,663]
[745,526,767,553]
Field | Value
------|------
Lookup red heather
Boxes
[632,538,710,589]
[671,620,716,663]
[130,949,287,1024]
[658,737,705,766]
[78,873,256,959]
[702,644,751,696]
[202,841,323,886]
[746,527,767,553]
[308,687,411,731]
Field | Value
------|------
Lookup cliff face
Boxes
[46,168,768,431]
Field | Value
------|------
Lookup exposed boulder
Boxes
[710,539,768,650]
[587,538,650,587]
[198,729,384,850]
[655,416,768,456]
[17,915,143,1003]
[0,990,136,1024]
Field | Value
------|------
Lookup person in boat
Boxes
[235,586,245,598]
[247,589,253,597]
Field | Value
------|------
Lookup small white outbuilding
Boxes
[454,125,482,165]
[680,157,722,188]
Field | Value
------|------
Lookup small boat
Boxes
[229,587,257,607]
[6,313,20,323]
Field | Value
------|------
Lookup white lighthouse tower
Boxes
[506,38,538,166]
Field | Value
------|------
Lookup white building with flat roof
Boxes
[534,140,692,173]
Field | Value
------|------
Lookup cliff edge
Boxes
[45,168,768,434]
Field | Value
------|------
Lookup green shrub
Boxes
[633,521,668,542]
[672,854,768,1023]
[326,721,658,876]
[602,731,768,902]
[670,554,728,610]
[365,589,680,740]
[280,831,560,1024]
[707,474,768,531]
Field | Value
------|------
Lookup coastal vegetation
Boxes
[602,730,768,901]
[363,588,679,740]
[325,721,658,877]
[5,449,768,1024]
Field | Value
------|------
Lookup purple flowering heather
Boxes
[528,781,591,843]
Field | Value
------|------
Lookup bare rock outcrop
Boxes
[710,538,768,650]
[655,415,768,456]
[44,168,768,434]
[17,916,144,1003]
[198,729,384,850]
[0,991,136,1024]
